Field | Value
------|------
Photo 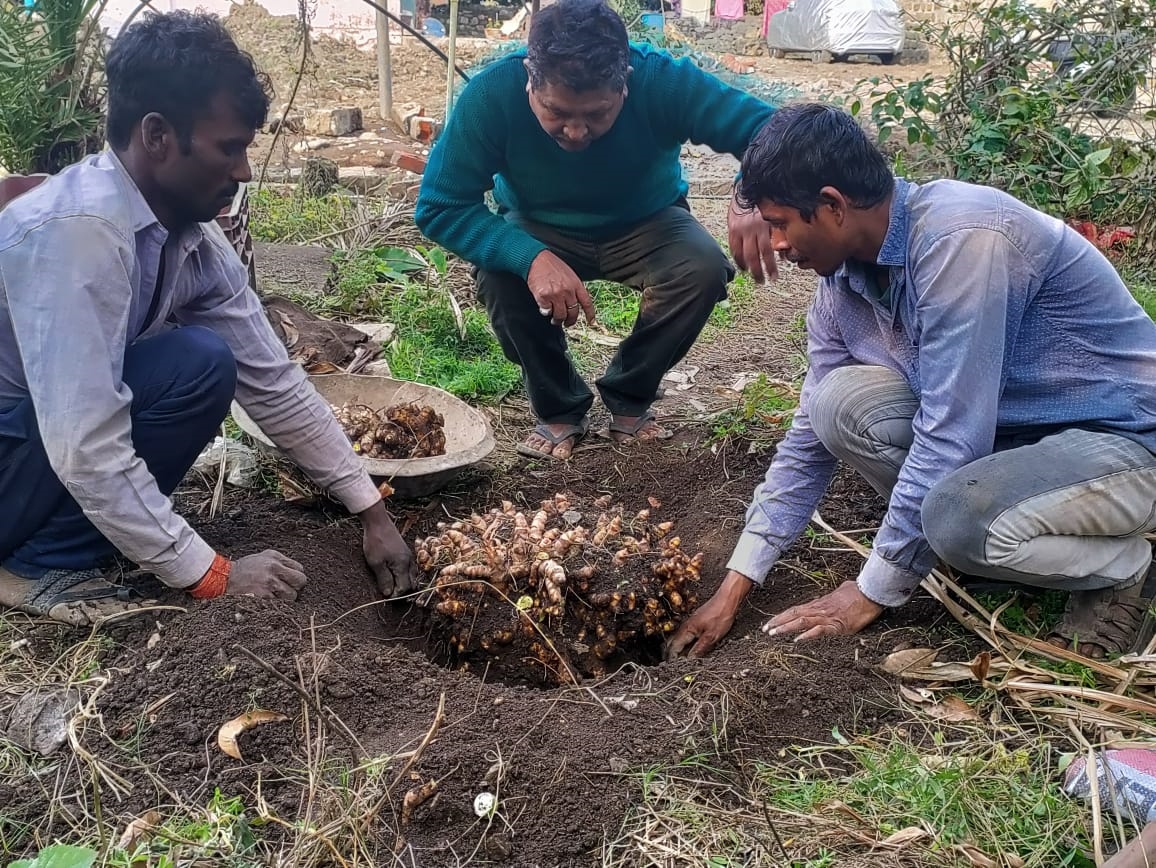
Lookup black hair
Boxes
[526,0,630,93]
[737,103,894,219]
[105,11,273,152]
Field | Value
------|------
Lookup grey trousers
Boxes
[809,365,1156,591]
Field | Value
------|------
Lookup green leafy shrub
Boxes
[0,0,105,175]
[850,0,1156,253]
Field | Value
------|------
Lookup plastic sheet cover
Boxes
[766,0,904,55]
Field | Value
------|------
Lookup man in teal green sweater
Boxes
[415,0,777,459]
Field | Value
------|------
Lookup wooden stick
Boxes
[360,692,446,832]
[234,644,368,761]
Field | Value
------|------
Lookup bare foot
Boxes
[609,415,670,444]
[523,423,584,459]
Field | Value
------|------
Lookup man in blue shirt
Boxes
[0,12,415,624]
[669,103,1156,660]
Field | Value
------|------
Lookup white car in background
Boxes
[766,0,905,64]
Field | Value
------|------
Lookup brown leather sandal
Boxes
[1048,586,1151,659]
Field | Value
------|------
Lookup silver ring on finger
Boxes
[538,306,552,316]
[566,303,579,310]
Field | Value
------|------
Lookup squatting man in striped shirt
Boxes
[669,104,1156,661]
[0,12,416,624]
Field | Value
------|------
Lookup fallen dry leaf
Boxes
[276,470,317,506]
[117,810,162,850]
[275,312,300,349]
[921,661,991,682]
[970,650,991,682]
[378,480,395,499]
[899,685,934,705]
[955,843,1000,867]
[879,826,928,848]
[881,647,939,677]
[926,695,980,723]
[304,360,341,375]
[217,709,288,761]
[5,688,81,756]
[881,649,1001,683]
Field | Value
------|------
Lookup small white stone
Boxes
[473,791,497,818]
[361,359,394,377]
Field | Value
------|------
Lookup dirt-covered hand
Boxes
[665,570,753,659]
[527,250,596,328]
[763,581,883,642]
[360,501,417,598]
[228,550,308,600]
[727,198,778,284]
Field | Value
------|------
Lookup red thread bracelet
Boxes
[190,554,232,599]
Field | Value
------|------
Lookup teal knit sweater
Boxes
[414,44,777,279]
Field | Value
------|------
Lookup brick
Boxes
[392,151,428,175]
[392,101,442,144]
[404,115,442,144]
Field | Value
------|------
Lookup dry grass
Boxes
[0,614,450,867]
[811,515,1156,740]
[602,718,1093,868]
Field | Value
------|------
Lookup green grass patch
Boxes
[766,733,1091,865]
[586,269,757,339]
[708,373,798,445]
[610,730,1092,867]
[587,280,639,336]
[709,269,756,331]
[1115,266,1156,321]
[1129,280,1156,321]
[248,188,361,244]
[290,247,520,402]
[973,588,1068,638]
[972,588,1103,685]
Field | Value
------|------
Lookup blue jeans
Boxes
[809,365,1156,590]
[0,327,237,578]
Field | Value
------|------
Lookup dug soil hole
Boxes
[76,437,961,866]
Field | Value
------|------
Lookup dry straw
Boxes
[812,513,1156,739]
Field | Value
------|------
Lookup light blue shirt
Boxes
[729,177,1156,606]
[0,152,380,587]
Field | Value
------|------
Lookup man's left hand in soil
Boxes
[761,582,883,642]
[360,501,417,597]
[0,12,415,625]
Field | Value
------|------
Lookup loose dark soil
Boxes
[0,177,969,866]
[2,434,967,867]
